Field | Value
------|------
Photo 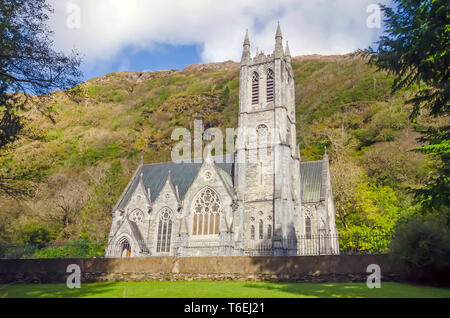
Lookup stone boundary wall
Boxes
[0,255,399,284]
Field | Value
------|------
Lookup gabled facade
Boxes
[106,25,338,258]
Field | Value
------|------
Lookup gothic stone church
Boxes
[106,25,339,258]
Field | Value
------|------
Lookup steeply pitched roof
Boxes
[300,160,326,203]
[116,154,234,210]
[116,153,327,209]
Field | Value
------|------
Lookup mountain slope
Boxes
[0,55,433,243]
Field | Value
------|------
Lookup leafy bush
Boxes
[0,243,43,259]
[16,222,54,244]
[0,241,106,259]
[390,217,450,286]
[354,127,379,147]
[32,241,106,259]
[342,180,400,233]
[338,229,392,254]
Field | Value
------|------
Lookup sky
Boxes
[47,0,391,81]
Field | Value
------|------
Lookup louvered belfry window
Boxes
[252,72,259,104]
[266,69,274,102]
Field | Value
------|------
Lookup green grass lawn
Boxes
[1,281,449,298]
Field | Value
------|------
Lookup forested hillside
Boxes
[0,54,438,244]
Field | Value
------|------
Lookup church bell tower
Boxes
[235,24,301,255]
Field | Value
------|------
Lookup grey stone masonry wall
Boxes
[0,255,399,284]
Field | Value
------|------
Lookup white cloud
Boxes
[48,0,388,67]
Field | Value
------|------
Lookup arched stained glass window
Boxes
[305,216,312,239]
[252,72,259,104]
[266,69,274,102]
[192,187,221,236]
[157,208,173,253]
[267,224,272,239]
[259,219,264,239]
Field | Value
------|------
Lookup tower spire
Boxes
[244,28,250,46]
[276,21,282,38]
[241,29,251,63]
[285,40,291,57]
[285,40,291,65]
[274,22,283,58]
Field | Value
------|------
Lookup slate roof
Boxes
[115,154,326,210]
[300,160,326,203]
[116,154,234,210]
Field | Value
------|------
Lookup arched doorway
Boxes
[120,239,131,257]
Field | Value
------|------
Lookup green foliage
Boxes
[339,179,401,233]
[41,128,63,142]
[32,240,106,259]
[230,77,240,90]
[334,177,400,254]
[366,0,449,222]
[218,86,230,112]
[66,144,121,167]
[417,139,450,156]
[412,135,450,219]
[0,240,105,259]
[80,160,128,240]
[363,142,427,187]
[338,229,392,254]
[0,95,24,152]
[366,0,449,117]
[86,85,102,98]
[353,104,409,148]
[390,216,450,285]
[305,71,392,124]
[86,84,126,103]
[354,128,379,147]
[333,75,390,105]
[0,0,81,197]
[15,221,55,244]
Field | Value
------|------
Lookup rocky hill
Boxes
[0,55,434,243]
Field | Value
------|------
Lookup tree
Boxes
[364,0,449,217]
[390,217,450,286]
[80,161,128,241]
[366,0,448,117]
[0,0,82,196]
[413,137,450,220]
